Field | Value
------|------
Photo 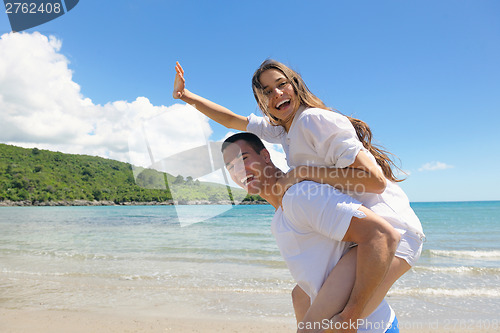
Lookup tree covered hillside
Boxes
[0,144,254,204]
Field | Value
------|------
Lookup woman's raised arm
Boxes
[173,62,248,131]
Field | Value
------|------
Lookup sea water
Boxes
[0,202,499,327]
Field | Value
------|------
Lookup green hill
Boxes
[0,144,259,205]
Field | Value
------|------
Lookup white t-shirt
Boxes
[273,181,394,333]
[248,107,424,237]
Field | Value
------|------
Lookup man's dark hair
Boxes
[221,132,266,154]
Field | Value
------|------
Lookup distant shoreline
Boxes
[2,199,497,207]
[0,199,269,207]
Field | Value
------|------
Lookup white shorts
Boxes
[394,228,424,267]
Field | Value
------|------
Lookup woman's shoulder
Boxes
[299,107,345,119]
[296,107,348,127]
[300,107,325,116]
[247,113,286,139]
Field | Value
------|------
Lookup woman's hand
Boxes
[170,62,249,131]
[173,61,186,99]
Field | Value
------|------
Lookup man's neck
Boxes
[259,168,285,210]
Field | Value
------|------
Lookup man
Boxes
[222,132,401,333]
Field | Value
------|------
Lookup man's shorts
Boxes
[385,316,399,333]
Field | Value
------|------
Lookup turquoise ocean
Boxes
[1,202,499,330]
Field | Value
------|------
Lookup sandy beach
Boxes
[0,308,296,333]
[2,308,499,333]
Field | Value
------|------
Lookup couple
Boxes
[173,60,425,332]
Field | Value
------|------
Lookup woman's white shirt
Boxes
[247,107,424,237]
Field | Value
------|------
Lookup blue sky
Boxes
[0,0,499,202]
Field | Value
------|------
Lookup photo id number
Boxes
[5,2,62,14]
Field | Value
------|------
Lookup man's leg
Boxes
[298,248,357,333]
[296,249,410,333]
[292,285,311,324]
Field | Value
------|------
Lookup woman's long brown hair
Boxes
[252,59,404,182]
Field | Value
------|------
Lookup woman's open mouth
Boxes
[275,99,290,111]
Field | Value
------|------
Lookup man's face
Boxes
[223,140,269,195]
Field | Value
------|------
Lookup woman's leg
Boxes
[359,256,410,318]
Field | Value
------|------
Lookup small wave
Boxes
[156,246,279,257]
[427,249,500,260]
[226,232,268,238]
[1,269,106,278]
[171,285,293,295]
[389,287,500,298]
[414,265,500,275]
[1,248,120,261]
[118,274,157,281]
[148,255,286,268]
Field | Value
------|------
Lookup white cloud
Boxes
[0,32,211,164]
[0,31,289,194]
[418,161,454,172]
